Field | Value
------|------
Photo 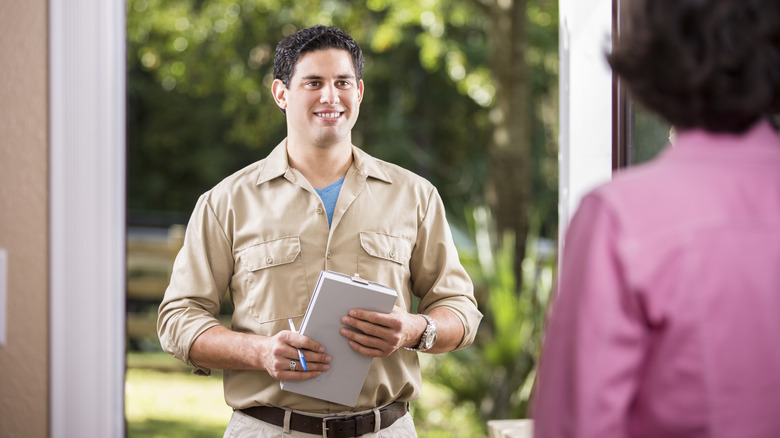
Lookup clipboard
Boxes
[280,270,398,406]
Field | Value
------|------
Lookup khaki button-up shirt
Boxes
[158,140,482,413]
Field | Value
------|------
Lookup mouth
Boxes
[314,111,344,120]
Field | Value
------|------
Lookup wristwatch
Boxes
[406,314,437,352]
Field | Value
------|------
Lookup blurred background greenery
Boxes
[126,0,559,436]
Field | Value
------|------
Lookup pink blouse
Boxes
[533,121,780,438]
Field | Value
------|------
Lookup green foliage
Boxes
[366,0,495,106]
[126,0,560,430]
[127,0,558,238]
[526,0,560,239]
[412,376,487,437]
[127,0,493,224]
[420,206,555,422]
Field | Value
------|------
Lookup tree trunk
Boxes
[486,0,531,291]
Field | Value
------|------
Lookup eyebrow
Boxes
[299,74,356,81]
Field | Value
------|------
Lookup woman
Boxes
[533,0,780,437]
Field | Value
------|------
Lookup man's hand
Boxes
[339,306,426,358]
[259,330,332,381]
[189,325,331,381]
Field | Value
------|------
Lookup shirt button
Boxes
[326,252,332,259]
[316,207,324,215]
[389,250,396,259]
[265,256,273,264]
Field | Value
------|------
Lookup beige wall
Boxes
[0,1,49,437]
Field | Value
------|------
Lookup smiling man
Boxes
[157,25,482,438]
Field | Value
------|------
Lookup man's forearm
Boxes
[422,307,465,354]
[189,325,267,370]
[189,324,331,382]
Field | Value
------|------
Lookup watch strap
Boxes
[405,314,436,351]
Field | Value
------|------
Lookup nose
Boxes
[320,83,340,104]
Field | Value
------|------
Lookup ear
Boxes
[357,79,364,104]
[272,79,288,110]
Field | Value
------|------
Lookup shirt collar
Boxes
[662,119,780,164]
[674,119,780,149]
[256,138,394,186]
[350,143,393,184]
[255,139,289,185]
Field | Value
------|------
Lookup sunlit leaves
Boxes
[127,0,495,216]
[364,0,494,107]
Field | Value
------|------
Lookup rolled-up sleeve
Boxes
[410,187,482,350]
[157,193,234,375]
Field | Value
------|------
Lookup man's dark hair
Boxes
[273,25,365,87]
[608,0,780,133]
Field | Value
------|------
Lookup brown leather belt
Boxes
[238,401,407,438]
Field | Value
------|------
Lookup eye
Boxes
[305,80,321,87]
[337,80,352,88]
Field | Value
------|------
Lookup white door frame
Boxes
[45,0,613,432]
[49,0,126,436]
[558,0,614,261]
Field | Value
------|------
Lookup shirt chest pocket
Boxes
[237,237,310,329]
[241,237,301,270]
[358,232,412,282]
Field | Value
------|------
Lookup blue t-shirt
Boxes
[314,176,345,227]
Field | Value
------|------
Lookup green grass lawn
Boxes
[126,352,232,437]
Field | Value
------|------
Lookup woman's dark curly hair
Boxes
[273,25,364,88]
[608,0,780,133]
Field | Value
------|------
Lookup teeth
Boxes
[317,112,341,119]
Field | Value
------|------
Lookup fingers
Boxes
[269,366,322,381]
[284,332,331,366]
[339,307,416,357]
[264,331,331,381]
[345,307,404,330]
[266,353,330,380]
[341,308,404,336]
[339,326,398,357]
[339,322,400,358]
[341,310,402,337]
[285,330,326,353]
[344,335,390,358]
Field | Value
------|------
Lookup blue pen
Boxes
[288,318,308,371]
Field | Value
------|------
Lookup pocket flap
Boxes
[359,232,411,265]
[239,237,301,271]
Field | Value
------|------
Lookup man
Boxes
[158,25,482,437]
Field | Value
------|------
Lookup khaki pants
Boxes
[223,409,418,438]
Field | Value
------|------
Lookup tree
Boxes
[127,0,559,428]
[358,0,559,421]
[366,0,559,288]
[126,0,492,227]
[482,0,533,285]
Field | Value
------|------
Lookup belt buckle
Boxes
[321,415,341,438]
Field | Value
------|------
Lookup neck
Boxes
[286,140,353,189]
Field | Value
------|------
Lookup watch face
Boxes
[423,328,437,349]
